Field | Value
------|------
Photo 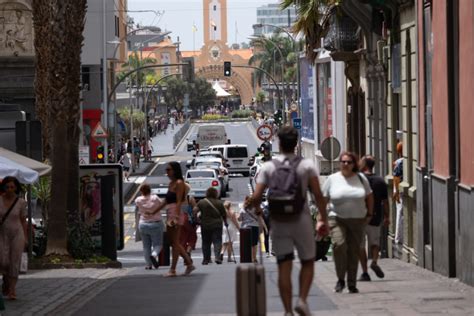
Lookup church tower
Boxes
[203,0,228,44]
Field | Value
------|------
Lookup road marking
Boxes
[148,158,161,175]
[135,176,147,184]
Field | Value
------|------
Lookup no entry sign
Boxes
[257,124,273,141]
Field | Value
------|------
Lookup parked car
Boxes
[149,176,171,198]
[185,168,222,199]
[194,157,230,193]
[208,144,250,176]
[186,152,229,170]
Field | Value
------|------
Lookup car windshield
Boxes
[196,162,220,168]
[187,171,215,178]
[228,147,248,158]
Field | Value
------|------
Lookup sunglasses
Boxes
[166,168,172,171]
[340,160,354,165]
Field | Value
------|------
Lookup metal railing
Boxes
[173,119,191,148]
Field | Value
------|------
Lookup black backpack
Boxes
[267,156,305,216]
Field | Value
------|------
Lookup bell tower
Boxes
[203,0,228,44]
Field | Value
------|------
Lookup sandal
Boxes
[183,265,196,276]
[163,270,177,277]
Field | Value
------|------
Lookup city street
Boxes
[4,122,474,315]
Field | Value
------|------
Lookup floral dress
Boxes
[0,198,26,278]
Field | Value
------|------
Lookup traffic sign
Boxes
[256,124,273,141]
[91,122,108,139]
[79,146,90,164]
[292,118,302,130]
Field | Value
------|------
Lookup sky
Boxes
[128,0,281,51]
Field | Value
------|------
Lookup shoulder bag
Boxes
[0,197,19,227]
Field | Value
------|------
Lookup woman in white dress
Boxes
[220,201,239,262]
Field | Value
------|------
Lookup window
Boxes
[187,171,215,178]
[228,147,248,158]
[81,66,90,91]
[213,5,216,11]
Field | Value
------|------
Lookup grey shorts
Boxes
[361,224,382,248]
[270,211,315,263]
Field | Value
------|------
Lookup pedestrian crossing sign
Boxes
[92,122,108,139]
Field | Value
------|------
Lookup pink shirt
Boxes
[135,194,162,223]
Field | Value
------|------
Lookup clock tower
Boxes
[203,0,228,44]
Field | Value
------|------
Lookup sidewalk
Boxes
[5,257,474,315]
[122,123,186,201]
[149,123,185,157]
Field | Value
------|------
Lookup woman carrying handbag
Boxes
[0,176,28,300]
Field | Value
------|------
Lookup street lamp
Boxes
[253,23,301,153]
[248,35,287,120]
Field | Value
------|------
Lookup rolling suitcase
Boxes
[159,231,170,266]
[239,227,252,263]
[236,225,266,316]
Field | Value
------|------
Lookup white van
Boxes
[208,144,250,176]
[196,124,228,150]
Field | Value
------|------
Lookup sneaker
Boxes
[348,286,359,294]
[370,263,385,278]
[150,256,159,269]
[334,279,345,293]
[294,298,311,316]
[358,272,371,281]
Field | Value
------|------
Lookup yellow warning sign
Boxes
[92,122,108,139]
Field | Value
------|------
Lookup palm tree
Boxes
[280,0,339,62]
[119,52,157,87]
[32,0,87,255]
[249,33,297,104]
[32,0,52,161]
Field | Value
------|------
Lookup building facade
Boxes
[254,3,296,36]
[0,0,35,152]
[417,0,474,286]
[81,0,128,161]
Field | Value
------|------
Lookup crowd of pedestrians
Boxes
[130,125,398,316]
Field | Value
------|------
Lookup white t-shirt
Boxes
[322,172,372,218]
[256,154,319,213]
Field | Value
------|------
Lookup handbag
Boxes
[0,197,19,227]
[20,252,28,273]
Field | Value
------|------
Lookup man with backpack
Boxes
[251,126,328,316]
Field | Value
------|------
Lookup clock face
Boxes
[209,45,221,61]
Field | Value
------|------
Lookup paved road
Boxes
[77,121,307,315]
[8,121,474,315]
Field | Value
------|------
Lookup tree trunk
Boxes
[32,0,52,161]
[46,122,69,254]
[42,0,87,256]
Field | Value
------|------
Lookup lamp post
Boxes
[248,35,287,121]
[253,23,301,153]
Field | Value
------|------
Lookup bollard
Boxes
[240,227,252,263]
[0,293,5,312]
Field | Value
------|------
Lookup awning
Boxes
[212,81,231,97]
[0,147,51,183]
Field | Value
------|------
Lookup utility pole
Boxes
[102,0,108,162]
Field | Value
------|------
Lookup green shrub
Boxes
[67,215,95,260]
[202,114,225,121]
[231,109,253,118]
